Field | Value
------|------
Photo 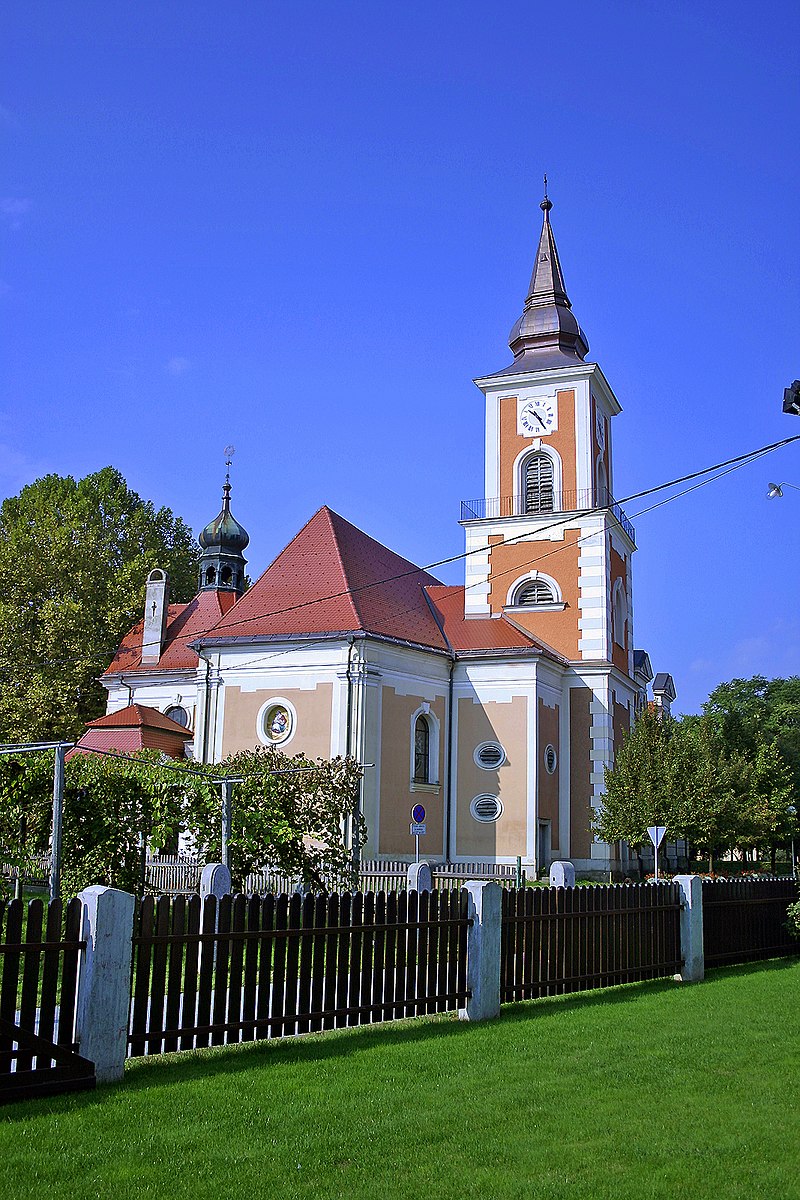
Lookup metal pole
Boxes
[221,779,233,870]
[50,743,66,901]
[415,833,419,865]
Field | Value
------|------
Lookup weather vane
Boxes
[543,172,548,199]
[224,444,235,486]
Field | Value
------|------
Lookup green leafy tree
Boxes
[598,704,796,873]
[0,746,363,897]
[0,468,200,741]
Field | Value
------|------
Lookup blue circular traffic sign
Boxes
[411,803,426,823]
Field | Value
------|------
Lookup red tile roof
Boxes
[207,507,449,650]
[86,703,194,734]
[424,586,566,659]
[103,590,237,675]
[67,704,192,761]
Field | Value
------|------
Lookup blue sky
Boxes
[3,0,800,715]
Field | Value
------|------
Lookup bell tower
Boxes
[461,189,635,676]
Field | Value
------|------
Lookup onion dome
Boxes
[197,474,249,597]
[198,480,250,553]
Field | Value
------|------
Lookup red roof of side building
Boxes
[66,703,193,761]
[205,507,449,650]
[103,590,238,676]
[424,586,567,661]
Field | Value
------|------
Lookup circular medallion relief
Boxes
[256,697,296,747]
[544,744,558,774]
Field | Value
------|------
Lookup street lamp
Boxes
[783,380,800,416]
[767,482,800,499]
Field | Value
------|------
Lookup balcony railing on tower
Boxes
[459,489,636,545]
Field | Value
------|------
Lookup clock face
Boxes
[595,410,606,451]
[518,396,558,437]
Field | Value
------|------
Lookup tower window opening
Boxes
[205,566,217,586]
[413,715,431,784]
[513,578,556,607]
[524,452,554,514]
[220,565,233,585]
[613,580,628,648]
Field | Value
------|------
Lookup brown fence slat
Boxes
[254,894,274,1041]
[0,900,23,1075]
[309,893,327,1034]
[57,898,83,1050]
[283,893,302,1038]
[15,900,44,1072]
[37,899,63,1052]
[163,896,186,1054]
[179,895,202,1052]
[359,892,375,1027]
[129,897,154,1058]
[193,896,217,1051]
[227,895,248,1045]
[241,894,261,1043]
[269,894,289,1039]
[372,891,387,1024]
[211,895,233,1047]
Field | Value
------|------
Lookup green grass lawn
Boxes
[2,960,799,1200]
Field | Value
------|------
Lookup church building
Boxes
[96,195,671,878]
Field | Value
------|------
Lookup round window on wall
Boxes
[474,741,506,770]
[470,794,504,823]
[165,705,189,729]
[262,702,293,745]
[544,744,558,774]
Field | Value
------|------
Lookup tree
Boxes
[0,746,363,898]
[598,702,796,873]
[0,468,200,741]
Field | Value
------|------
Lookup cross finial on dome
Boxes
[541,173,552,213]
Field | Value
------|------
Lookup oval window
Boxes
[474,742,506,770]
[470,794,503,823]
[544,744,557,774]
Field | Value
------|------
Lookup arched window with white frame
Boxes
[409,704,440,789]
[507,572,563,610]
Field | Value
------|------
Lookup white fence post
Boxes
[76,886,136,1083]
[459,881,502,1022]
[673,874,704,982]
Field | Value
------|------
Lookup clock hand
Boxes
[533,411,547,430]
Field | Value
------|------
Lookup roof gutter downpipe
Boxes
[445,652,455,865]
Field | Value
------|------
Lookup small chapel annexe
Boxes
[97,195,668,879]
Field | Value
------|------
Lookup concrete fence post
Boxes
[407,860,432,892]
[673,874,704,982]
[200,862,232,898]
[76,886,136,1083]
[459,881,502,1022]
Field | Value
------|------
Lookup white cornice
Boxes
[474,361,621,415]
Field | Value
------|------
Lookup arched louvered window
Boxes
[613,581,627,648]
[514,578,556,607]
[524,452,555,513]
[413,715,430,784]
[597,459,609,507]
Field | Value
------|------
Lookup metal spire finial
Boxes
[541,173,552,213]
[222,445,235,508]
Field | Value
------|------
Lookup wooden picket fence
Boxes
[0,897,95,1103]
[702,878,798,967]
[500,883,684,1002]
[145,856,519,897]
[128,889,471,1057]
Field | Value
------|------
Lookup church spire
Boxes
[506,184,589,368]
